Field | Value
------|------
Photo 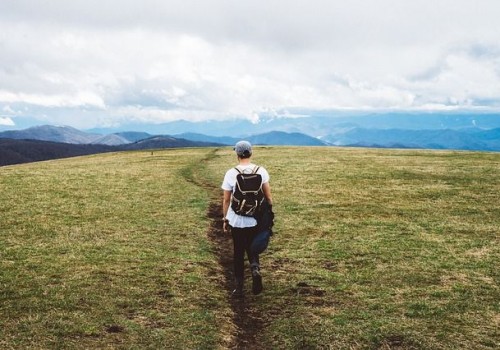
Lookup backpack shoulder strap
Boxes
[252,165,260,174]
[234,167,242,174]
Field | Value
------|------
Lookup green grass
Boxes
[206,147,499,349]
[0,150,233,349]
[1,147,499,349]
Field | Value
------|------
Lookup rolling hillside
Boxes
[1,147,498,349]
[0,126,331,166]
[0,136,220,167]
[120,135,223,150]
[0,138,116,166]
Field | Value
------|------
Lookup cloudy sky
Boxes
[1,0,500,129]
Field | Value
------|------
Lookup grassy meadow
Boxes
[1,146,499,349]
[0,150,233,349]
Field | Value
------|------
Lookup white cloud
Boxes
[1,0,500,128]
[0,90,105,109]
[0,116,15,126]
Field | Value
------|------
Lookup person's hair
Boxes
[238,150,252,159]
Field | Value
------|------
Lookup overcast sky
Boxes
[1,0,500,128]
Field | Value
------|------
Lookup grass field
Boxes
[1,147,499,349]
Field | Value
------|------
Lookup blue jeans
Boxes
[231,226,260,283]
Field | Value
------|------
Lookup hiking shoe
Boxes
[252,269,263,295]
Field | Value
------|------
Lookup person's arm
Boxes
[262,182,273,206]
[222,190,232,233]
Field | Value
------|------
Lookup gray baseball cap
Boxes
[234,140,252,157]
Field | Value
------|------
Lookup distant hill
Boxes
[0,126,157,146]
[0,126,327,147]
[0,139,116,166]
[91,134,130,146]
[0,135,223,167]
[247,131,327,146]
[474,128,500,147]
[174,131,326,146]
[119,136,223,150]
[115,132,152,142]
[324,128,500,151]
[0,125,101,144]
[173,133,239,145]
[1,126,332,167]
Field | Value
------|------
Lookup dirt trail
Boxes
[184,149,266,349]
[207,202,265,349]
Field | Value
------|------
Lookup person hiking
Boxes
[222,140,273,298]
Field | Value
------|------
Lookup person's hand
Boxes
[223,219,230,234]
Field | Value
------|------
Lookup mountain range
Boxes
[0,125,327,146]
[323,128,500,151]
[84,112,500,137]
[2,113,500,166]
[0,126,326,166]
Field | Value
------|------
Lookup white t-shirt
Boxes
[221,163,270,228]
